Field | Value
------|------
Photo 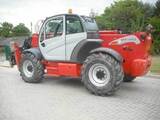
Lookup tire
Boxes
[22,37,32,50]
[19,53,44,83]
[81,53,124,96]
[9,52,16,67]
[123,75,136,82]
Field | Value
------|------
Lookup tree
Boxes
[149,17,160,54]
[155,0,160,17]
[12,23,30,36]
[95,0,154,32]
[95,16,108,30]
[149,0,160,55]
[0,22,13,37]
[95,7,115,30]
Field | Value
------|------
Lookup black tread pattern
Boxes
[19,52,44,83]
[81,53,124,96]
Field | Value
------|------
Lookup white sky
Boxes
[0,0,157,31]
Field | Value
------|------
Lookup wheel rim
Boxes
[88,63,111,87]
[23,60,34,78]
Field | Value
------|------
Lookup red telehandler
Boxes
[10,14,153,96]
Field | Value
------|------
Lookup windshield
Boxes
[81,16,99,32]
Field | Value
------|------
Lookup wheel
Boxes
[22,37,32,50]
[9,52,16,67]
[19,53,44,83]
[123,75,136,82]
[81,53,124,96]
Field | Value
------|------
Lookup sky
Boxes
[0,0,158,31]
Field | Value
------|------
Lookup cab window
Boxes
[40,17,63,41]
[66,15,84,34]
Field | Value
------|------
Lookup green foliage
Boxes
[149,17,160,31]
[150,56,160,74]
[0,22,13,37]
[95,16,108,30]
[155,0,160,17]
[12,23,30,36]
[151,36,160,55]
[149,17,160,55]
[96,0,154,32]
[0,22,30,38]
[130,16,145,32]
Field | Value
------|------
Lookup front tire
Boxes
[81,53,124,96]
[19,53,44,83]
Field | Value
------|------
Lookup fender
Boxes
[90,47,123,63]
[23,48,42,60]
[70,39,103,63]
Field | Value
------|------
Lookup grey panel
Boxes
[70,39,103,63]
[80,16,99,32]
[23,48,43,60]
[87,32,100,39]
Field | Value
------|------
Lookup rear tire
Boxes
[123,75,136,82]
[81,53,124,96]
[9,52,16,67]
[19,53,44,83]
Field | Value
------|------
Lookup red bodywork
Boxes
[14,34,81,78]
[31,33,39,48]
[43,61,81,77]
[14,43,22,67]
[14,31,152,78]
[100,31,152,77]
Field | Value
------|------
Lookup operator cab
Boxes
[38,14,100,61]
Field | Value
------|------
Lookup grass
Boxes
[151,56,160,74]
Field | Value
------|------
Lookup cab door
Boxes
[65,15,87,60]
[39,16,65,61]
